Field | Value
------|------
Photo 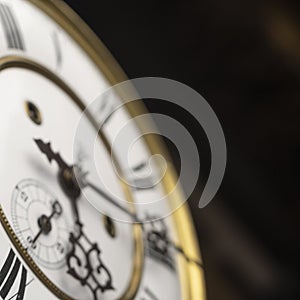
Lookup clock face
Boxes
[0,1,204,300]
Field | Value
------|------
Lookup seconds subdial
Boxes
[11,179,71,269]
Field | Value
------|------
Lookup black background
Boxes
[65,1,300,299]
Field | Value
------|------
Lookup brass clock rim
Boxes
[0,56,144,300]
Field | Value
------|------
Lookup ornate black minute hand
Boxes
[34,139,69,170]
[34,138,80,221]
[34,138,114,297]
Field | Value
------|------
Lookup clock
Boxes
[0,0,205,299]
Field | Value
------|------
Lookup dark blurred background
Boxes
[65,1,300,299]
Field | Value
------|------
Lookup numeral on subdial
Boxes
[0,249,31,300]
[0,3,25,50]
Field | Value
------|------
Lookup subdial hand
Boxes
[31,200,62,247]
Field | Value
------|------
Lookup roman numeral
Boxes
[131,176,156,190]
[132,162,148,172]
[0,3,25,50]
[96,93,119,126]
[0,249,28,300]
[130,162,157,190]
[140,286,159,300]
[52,31,62,69]
[145,246,175,271]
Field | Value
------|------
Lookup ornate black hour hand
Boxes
[66,221,114,300]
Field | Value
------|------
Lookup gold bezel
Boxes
[0,56,143,300]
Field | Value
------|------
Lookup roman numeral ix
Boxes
[0,249,27,300]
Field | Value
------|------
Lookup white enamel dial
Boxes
[0,1,204,300]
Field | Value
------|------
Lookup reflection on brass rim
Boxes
[26,0,205,299]
[0,56,143,300]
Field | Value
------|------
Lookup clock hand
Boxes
[34,139,69,169]
[83,180,203,268]
[34,138,80,221]
[171,244,203,268]
[31,200,62,247]
[34,138,133,222]
[66,222,114,298]
[83,180,139,222]
[34,138,114,295]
